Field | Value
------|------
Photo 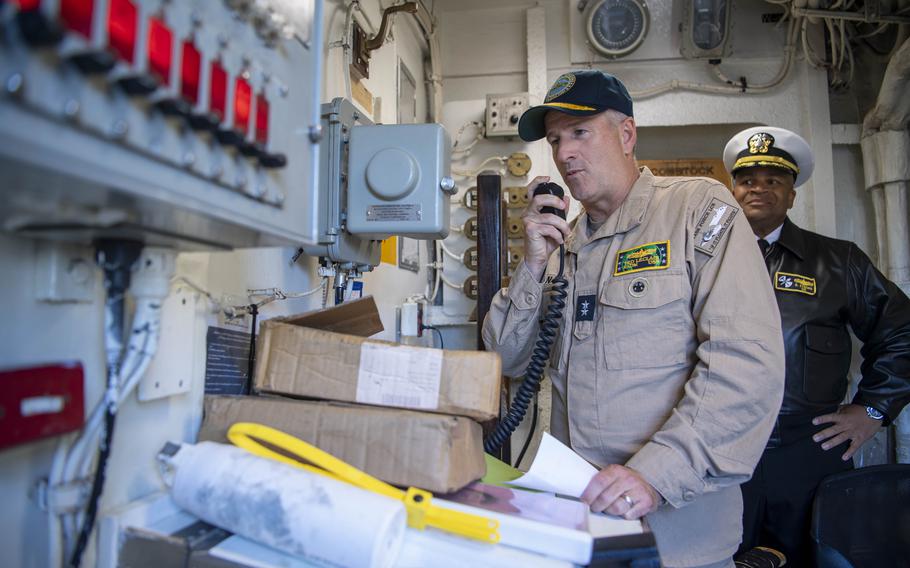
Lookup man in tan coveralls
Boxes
[482,70,786,568]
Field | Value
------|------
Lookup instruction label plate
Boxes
[367,204,421,222]
[205,327,251,395]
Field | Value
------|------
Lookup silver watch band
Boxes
[866,406,885,421]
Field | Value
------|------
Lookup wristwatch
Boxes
[865,406,885,421]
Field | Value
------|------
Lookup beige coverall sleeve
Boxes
[626,185,786,509]
[482,261,547,377]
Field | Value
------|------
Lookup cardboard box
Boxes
[253,296,501,421]
[198,395,486,493]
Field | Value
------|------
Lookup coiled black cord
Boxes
[514,396,538,468]
[484,246,568,454]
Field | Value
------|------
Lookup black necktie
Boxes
[758,239,770,257]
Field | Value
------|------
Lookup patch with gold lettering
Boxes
[613,241,670,276]
[774,271,817,295]
[694,198,739,255]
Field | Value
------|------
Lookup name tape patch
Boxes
[774,271,817,295]
[614,241,670,276]
[694,198,738,255]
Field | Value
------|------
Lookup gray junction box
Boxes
[346,123,451,240]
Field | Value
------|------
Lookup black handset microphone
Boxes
[484,183,570,461]
[534,182,567,219]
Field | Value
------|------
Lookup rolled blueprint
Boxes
[166,441,406,568]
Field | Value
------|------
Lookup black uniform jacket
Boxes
[764,218,910,436]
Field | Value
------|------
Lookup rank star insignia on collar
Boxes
[576,294,596,321]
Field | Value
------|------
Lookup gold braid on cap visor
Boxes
[540,102,598,111]
[732,154,799,175]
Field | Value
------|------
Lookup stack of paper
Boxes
[504,432,598,497]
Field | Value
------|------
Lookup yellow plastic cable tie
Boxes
[227,422,500,544]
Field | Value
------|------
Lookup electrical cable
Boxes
[627,0,898,98]
[69,239,143,568]
[341,0,361,101]
[705,17,799,95]
[439,240,463,261]
[484,245,567,454]
[246,281,327,305]
[68,406,115,568]
[61,302,154,493]
[245,304,259,396]
[439,272,464,289]
[452,156,506,178]
[423,325,444,349]
[427,269,441,303]
[426,244,442,303]
[514,395,538,468]
[50,255,171,567]
[62,304,159,550]
[451,120,485,158]
[283,282,327,298]
[484,183,568,455]
[172,276,216,305]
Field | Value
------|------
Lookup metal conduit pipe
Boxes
[861,36,910,463]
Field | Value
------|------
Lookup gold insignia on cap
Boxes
[545,73,576,102]
[748,132,774,154]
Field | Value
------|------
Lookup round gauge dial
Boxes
[585,0,650,58]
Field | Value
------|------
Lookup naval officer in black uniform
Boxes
[723,126,910,566]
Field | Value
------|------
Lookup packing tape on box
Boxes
[167,441,406,568]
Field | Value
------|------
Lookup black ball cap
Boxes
[518,70,633,142]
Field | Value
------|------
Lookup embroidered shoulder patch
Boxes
[613,241,670,276]
[694,198,739,255]
[774,271,817,295]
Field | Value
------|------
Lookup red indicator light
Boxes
[60,0,94,39]
[107,0,137,63]
[233,76,252,136]
[255,93,269,145]
[180,41,201,105]
[15,0,42,11]
[209,61,227,121]
[147,17,172,86]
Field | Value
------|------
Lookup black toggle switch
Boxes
[153,98,192,117]
[215,128,245,147]
[16,10,63,47]
[186,111,220,132]
[69,50,117,74]
[117,73,159,96]
[240,141,264,158]
[259,152,287,169]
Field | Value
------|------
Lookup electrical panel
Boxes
[346,122,453,240]
[484,92,529,138]
[0,0,323,250]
